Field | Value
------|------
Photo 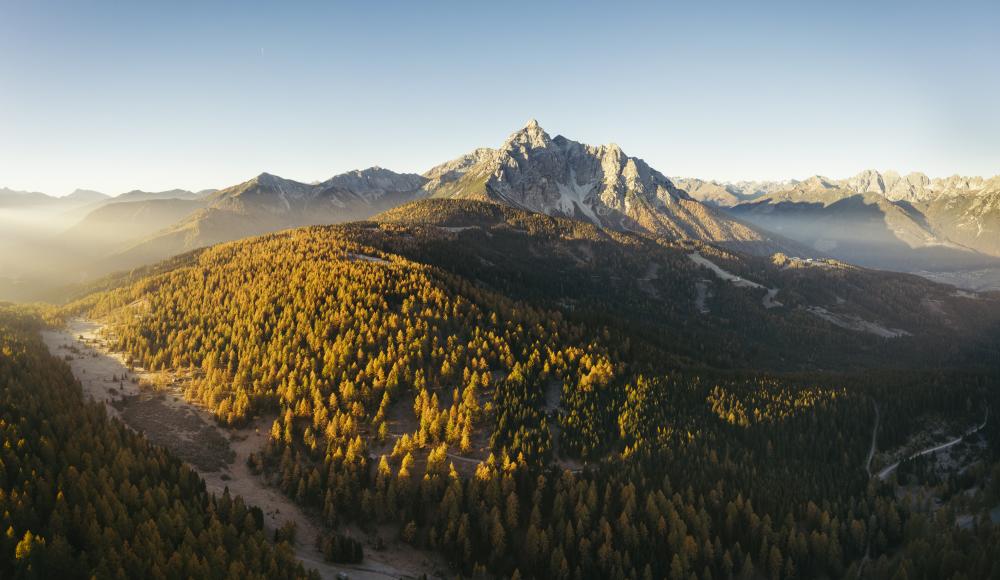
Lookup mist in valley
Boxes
[728,199,1000,280]
[0,206,103,302]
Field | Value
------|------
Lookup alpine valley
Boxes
[3,121,1000,580]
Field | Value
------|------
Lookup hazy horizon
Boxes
[2,0,998,194]
[8,149,1000,200]
[3,5,1000,580]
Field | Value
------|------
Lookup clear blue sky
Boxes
[2,0,998,195]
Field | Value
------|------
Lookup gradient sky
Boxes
[2,0,998,195]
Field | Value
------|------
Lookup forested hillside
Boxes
[368,200,1000,370]
[0,307,315,579]
[54,200,1000,578]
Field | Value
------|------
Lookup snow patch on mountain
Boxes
[419,120,785,253]
[555,169,599,224]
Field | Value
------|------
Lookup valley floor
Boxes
[913,266,1000,293]
[42,319,445,580]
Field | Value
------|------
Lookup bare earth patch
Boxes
[117,392,234,471]
[43,318,446,580]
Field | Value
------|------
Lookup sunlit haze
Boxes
[4,4,1000,579]
[2,0,998,195]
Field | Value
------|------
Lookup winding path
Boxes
[865,399,880,478]
[875,406,990,481]
[856,399,879,579]
[857,402,989,578]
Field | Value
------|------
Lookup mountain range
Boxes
[6,120,1000,579]
[87,120,797,273]
[3,122,1000,299]
[675,170,998,206]
[421,120,780,252]
[0,186,109,208]
[46,187,1000,580]
[676,170,1000,275]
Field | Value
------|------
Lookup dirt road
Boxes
[876,407,990,481]
[42,318,441,580]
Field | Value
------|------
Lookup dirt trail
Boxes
[688,251,780,309]
[876,406,990,481]
[693,280,710,314]
[856,399,880,579]
[43,319,442,580]
[637,262,661,298]
[865,400,879,478]
[761,288,782,309]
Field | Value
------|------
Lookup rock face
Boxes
[423,120,784,251]
[682,169,996,206]
[709,170,1000,271]
[834,169,985,203]
[114,121,800,271]
[318,167,428,204]
[425,119,681,216]
[920,178,1000,256]
[489,120,687,226]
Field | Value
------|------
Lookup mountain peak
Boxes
[505,119,552,149]
[319,167,428,196]
[604,142,625,158]
[796,175,837,190]
[252,172,298,188]
[65,188,109,202]
[416,122,786,249]
[839,169,939,202]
